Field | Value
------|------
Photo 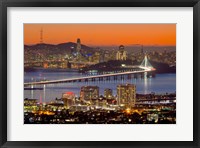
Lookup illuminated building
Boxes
[69,105,90,112]
[92,52,101,63]
[24,98,38,106]
[80,86,99,101]
[76,38,81,53]
[116,45,127,60]
[62,92,75,109]
[104,88,113,99]
[100,51,105,63]
[98,97,108,108]
[117,84,136,108]
[76,38,82,60]
[147,114,159,123]
[48,98,64,111]
[24,98,39,113]
[43,62,48,68]
[60,60,70,69]
[74,38,88,63]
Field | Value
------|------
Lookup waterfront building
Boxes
[60,60,70,69]
[116,45,127,60]
[61,92,75,109]
[117,84,136,108]
[43,62,48,68]
[80,86,99,101]
[104,88,113,99]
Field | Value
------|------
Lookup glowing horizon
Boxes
[24,24,176,46]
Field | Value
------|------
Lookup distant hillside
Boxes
[24,42,95,55]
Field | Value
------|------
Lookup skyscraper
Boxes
[117,84,136,108]
[80,86,99,101]
[104,88,113,99]
[116,45,127,60]
[76,38,81,53]
[76,38,84,62]
[61,92,75,109]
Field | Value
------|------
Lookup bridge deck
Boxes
[24,67,155,86]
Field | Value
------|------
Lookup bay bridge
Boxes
[24,55,156,86]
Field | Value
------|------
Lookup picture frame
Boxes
[0,0,200,147]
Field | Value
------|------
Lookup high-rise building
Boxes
[104,88,113,99]
[116,45,127,60]
[61,92,75,108]
[117,84,136,108]
[76,38,82,60]
[76,38,81,52]
[92,52,101,63]
[80,86,99,101]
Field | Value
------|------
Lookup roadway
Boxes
[24,66,155,86]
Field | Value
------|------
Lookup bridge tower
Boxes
[140,54,153,68]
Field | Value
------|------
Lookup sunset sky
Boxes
[24,24,176,46]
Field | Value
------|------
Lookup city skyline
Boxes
[24,23,176,124]
[24,24,176,46]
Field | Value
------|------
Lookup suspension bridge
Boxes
[24,55,155,86]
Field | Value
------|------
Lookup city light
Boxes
[24,24,176,124]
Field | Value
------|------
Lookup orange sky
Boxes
[24,24,176,46]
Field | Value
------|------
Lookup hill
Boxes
[24,42,95,55]
[80,60,176,74]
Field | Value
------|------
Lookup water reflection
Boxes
[43,84,46,103]
[144,72,148,94]
[24,72,176,102]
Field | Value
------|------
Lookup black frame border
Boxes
[0,0,199,148]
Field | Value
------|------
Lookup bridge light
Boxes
[121,64,126,67]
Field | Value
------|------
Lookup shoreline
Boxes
[24,67,176,74]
